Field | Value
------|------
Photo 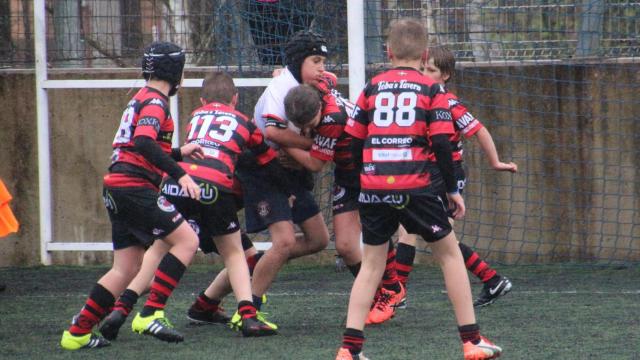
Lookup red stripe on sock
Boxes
[154,270,178,287]
[150,283,173,297]
[86,298,105,314]
[472,262,487,277]
[145,300,165,309]
[395,263,412,272]
[480,269,497,283]
[465,253,479,268]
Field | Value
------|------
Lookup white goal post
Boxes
[35,0,365,265]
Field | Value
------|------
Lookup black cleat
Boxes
[241,317,278,337]
[474,276,513,307]
[99,310,128,340]
[187,306,231,325]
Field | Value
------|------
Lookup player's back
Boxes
[106,86,174,188]
[349,67,452,194]
[182,102,273,192]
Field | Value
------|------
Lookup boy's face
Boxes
[423,58,449,84]
[301,55,326,86]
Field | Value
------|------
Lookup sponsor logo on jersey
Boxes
[161,182,218,205]
[314,135,337,150]
[435,110,453,121]
[363,163,376,174]
[322,115,336,124]
[372,149,413,162]
[149,98,165,106]
[456,112,478,130]
[377,80,422,92]
[152,228,164,235]
[157,196,176,212]
[448,98,459,108]
[350,106,361,119]
[370,136,413,146]
[203,148,220,158]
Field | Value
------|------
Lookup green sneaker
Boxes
[256,311,278,330]
[228,310,242,331]
[60,330,110,350]
[131,310,184,343]
[228,310,278,331]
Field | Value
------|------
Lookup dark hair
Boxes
[428,46,456,82]
[141,41,185,96]
[386,18,427,61]
[284,85,322,128]
[201,72,237,104]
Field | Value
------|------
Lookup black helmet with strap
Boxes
[141,41,186,96]
[284,30,328,83]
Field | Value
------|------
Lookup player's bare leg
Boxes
[334,210,362,277]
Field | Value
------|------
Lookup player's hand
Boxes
[272,67,284,78]
[493,161,518,173]
[181,143,205,160]
[178,174,201,201]
[447,192,465,220]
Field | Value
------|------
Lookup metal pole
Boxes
[347,0,366,103]
[34,0,52,265]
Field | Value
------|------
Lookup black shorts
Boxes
[359,193,452,246]
[160,178,241,254]
[103,186,184,250]
[238,166,320,233]
[332,184,359,216]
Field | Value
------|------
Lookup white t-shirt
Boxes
[253,67,301,149]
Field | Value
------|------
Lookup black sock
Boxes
[113,288,139,316]
[252,294,263,311]
[458,323,480,344]
[395,242,415,286]
[342,328,365,355]
[141,252,186,316]
[69,283,115,335]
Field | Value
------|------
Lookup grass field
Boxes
[0,263,639,359]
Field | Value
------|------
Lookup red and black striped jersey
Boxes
[180,102,276,192]
[104,86,174,189]
[428,91,484,162]
[345,67,455,194]
[310,89,359,188]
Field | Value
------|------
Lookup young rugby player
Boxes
[60,42,202,350]
[232,30,332,328]
[283,78,406,326]
[99,72,282,339]
[335,19,502,360]
[395,45,516,308]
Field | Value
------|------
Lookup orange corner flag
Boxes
[0,179,19,237]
